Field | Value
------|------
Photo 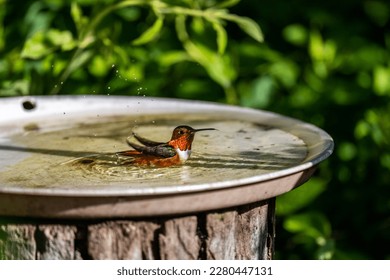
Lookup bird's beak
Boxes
[193,128,216,133]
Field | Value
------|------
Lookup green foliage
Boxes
[0,0,262,99]
[1,0,390,259]
[276,179,334,259]
[238,0,389,259]
[283,212,334,260]
[276,178,327,216]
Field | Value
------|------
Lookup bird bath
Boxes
[0,95,332,218]
[0,96,333,259]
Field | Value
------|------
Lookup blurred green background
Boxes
[1,0,389,259]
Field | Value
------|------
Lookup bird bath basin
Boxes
[0,96,333,218]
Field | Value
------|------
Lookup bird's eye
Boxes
[178,130,184,135]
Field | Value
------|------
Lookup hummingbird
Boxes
[116,125,216,167]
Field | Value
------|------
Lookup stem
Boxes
[158,5,221,20]
[49,47,83,95]
[224,85,238,105]
[83,0,147,41]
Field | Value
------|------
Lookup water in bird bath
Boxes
[0,113,307,193]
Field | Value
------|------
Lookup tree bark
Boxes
[159,216,200,260]
[0,224,36,260]
[0,198,275,260]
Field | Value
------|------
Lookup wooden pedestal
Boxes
[0,198,275,260]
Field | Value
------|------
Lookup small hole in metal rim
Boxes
[22,99,36,111]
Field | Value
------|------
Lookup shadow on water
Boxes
[0,144,102,158]
[189,149,305,171]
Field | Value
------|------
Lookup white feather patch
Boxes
[175,149,192,163]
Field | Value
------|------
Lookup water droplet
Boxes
[107,86,111,90]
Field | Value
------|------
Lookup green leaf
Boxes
[71,2,83,33]
[21,29,76,60]
[211,20,228,54]
[354,120,370,139]
[222,14,263,42]
[337,142,357,161]
[115,7,141,21]
[283,24,308,46]
[158,50,190,67]
[88,55,110,77]
[0,80,29,96]
[185,40,236,88]
[215,0,241,9]
[51,59,67,76]
[373,65,390,95]
[122,63,144,82]
[284,212,331,240]
[191,17,206,35]
[284,212,334,259]
[132,16,164,46]
[46,29,76,51]
[309,29,324,61]
[268,60,300,88]
[175,15,236,89]
[21,31,52,59]
[276,178,327,216]
[240,75,274,108]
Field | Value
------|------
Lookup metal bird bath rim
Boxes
[0,96,333,218]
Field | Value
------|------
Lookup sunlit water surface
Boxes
[0,114,307,191]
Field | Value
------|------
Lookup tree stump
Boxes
[0,198,275,260]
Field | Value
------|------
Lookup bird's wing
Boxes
[132,133,165,147]
[127,140,176,158]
